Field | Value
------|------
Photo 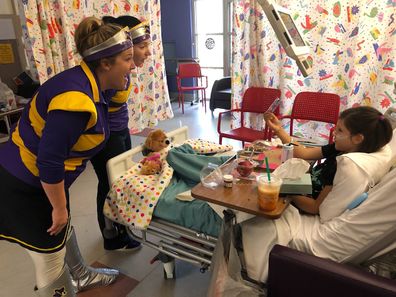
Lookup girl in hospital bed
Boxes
[241,106,393,283]
[264,106,393,220]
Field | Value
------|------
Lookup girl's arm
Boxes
[290,185,333,214]
[264,112,323,160]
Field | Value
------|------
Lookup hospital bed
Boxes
[106,125,396,282]
[106,126,220,278]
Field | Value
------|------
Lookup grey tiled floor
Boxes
[0,101,241,297]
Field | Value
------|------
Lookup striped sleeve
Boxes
[48,91,97,130]
[37,110,90,184]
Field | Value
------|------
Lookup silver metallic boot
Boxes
[65,226,119,292]
[35,265,75,297]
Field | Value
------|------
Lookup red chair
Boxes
[283,91,340,144]
[176,62,208,114]
[217,87,281,146]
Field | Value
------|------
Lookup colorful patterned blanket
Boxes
[104,140,233,229]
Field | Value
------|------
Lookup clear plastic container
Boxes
[257,175,282,211]
[200,163,223,189]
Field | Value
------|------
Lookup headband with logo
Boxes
[130,22,151,44]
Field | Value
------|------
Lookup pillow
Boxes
[389,129,396,164]
[384,107,396,163]
[309,167,396,262]
[384,107,396,130]
[346,192,368,210]
[318,157,369,222]
[183,138,233,154]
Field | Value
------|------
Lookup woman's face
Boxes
[333,119,362,152]
[133,40,151,67]
[105,48,135,90]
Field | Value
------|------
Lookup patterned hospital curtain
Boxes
[19,0,173,132]
[232,0,396,142]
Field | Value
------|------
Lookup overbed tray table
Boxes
[192,148,290,219]
[192,180,290,219]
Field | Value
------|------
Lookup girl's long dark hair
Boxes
[340,106,392,153]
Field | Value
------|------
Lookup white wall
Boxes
[0,0,25,91]
[0,0,15,14]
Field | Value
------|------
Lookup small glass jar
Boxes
[223,174,234,188]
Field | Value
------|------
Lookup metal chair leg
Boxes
[181,92,185,114]
[203,89,207,113]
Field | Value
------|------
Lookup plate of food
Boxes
[243,140,273,153]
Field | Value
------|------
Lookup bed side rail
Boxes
[345,226,396,265]
[127,218,216,269]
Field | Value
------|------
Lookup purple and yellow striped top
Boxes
[105,75,132,132]
[0,61,109,189]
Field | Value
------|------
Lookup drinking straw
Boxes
[265,156,271,182]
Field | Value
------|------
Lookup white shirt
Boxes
[319,145,392,222]
[242,145,393,282]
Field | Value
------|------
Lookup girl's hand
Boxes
[47,207,68,236]
[264,112,282,133]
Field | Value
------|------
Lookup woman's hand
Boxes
[41,180,68,236]
[47,207,68,236]
[264,112,282,133]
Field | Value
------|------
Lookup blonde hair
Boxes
[74,16,122,57]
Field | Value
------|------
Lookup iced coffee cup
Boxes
[256,175,282,211]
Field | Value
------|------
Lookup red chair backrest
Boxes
[240,87,281,139]
[291,92,340,124]
[241,87,281,113]
[177,63,202,78]
[290,91,340,143]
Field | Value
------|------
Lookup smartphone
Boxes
[266,98,281,113]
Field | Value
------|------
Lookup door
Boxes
[193,0,233,93]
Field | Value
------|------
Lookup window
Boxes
[192,0,233,91]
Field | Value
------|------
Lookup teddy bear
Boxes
[142,129,170,156]
[140,129,170,175]
[140,153,162,175]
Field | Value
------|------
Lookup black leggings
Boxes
[91,128,131,238]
